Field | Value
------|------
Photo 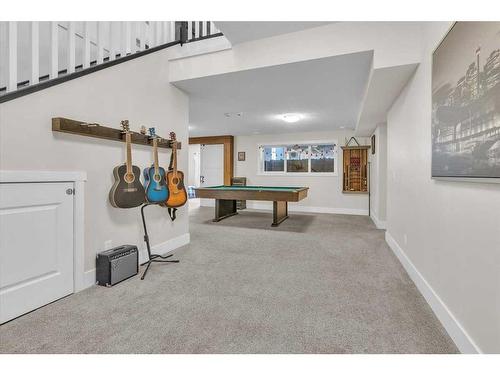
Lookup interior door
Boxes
[0,182,74,323]
[200,144,224,206]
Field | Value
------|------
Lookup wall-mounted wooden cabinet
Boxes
[341,146,370,194]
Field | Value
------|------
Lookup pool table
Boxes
[194,185,309,226]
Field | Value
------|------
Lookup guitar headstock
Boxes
[169,132,176,141]
[120,120,130,133]
[148,127,157,138]
[140,125,147,135]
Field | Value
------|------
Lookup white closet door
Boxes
[200,144,224,207]
[0,182,74,323]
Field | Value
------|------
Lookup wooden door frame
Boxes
[189,135,234,186]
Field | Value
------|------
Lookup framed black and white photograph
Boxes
[432,22,500,179]
[238,151,246,161]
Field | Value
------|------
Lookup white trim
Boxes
[82,268,97,289]
[139,232,190,265]
[73,180,86,292]
[385,231,482,354]
[245,202,368,216]
[0,170,87,183]
[432,176,500,184]
[168,37,232,61]
[370,212,386,229]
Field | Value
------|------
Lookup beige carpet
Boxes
[0,207,458,353]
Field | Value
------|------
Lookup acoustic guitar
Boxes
[165,132,187,207]
[109,120,146,208]
[143,127,169,204]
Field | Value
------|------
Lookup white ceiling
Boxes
[173,51,374,136]
[214,22,333,45]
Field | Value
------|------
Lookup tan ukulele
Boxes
[165,132,187,207]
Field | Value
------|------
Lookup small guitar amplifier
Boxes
[96,245,139,286]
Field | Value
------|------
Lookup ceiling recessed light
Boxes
[279,113,302,123]
[340,126,345,129]
[224,112,243,118]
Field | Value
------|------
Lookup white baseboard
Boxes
[245,202,368,216]
[79,233,190,290]
[370,213,387,229]
[82,268,97,289]
[139,232,190,265]
[385,231,481,354]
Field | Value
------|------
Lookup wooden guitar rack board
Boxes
[52,117,181,149]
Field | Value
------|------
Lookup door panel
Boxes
[200,144,224,187]
[200,144,224,207]
[0,182,74,323]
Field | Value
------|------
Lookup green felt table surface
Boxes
[198,185,306,191]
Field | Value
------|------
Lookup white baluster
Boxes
[154,22,160,46]
[211,22,219,34]
[68,22,75,74]
[201,21,207,37]
[195,21,200,39]
[97,22,104,64]
[146,21,152,48]
[187,21,192,41]
[139,22,145,51]
[8,22,17,92]
[50,22,59,79]
[125,22,131,55]
[83,22,90,69]
[109,22,116,61]
[31,21,39,85]
[169,22,175,42]
[167,22,172,43]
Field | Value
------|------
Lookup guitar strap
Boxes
[166,150,177,222]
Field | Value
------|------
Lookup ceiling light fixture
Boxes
[280,113,303,123]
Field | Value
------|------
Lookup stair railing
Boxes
[0,21,222,101]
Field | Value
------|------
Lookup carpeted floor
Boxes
[0,207,458,353]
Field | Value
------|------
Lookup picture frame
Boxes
[431,22,500,180]
[238,151,246,161]
[371,134,376,155]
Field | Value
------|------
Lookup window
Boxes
[259,141,337,175]
[286,145,309,172]
[263,146,285,172]
[311,144,335,173]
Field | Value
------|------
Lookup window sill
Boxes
[257,172,338,177]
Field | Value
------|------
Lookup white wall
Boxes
[369,123,387,228]
[234,130,369,215]
[170,22,423,83]
[0,47,189,273]
[386,22,500,353]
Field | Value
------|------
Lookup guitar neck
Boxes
[125,132,133,174]
[153,138,159,175]
[172,142,177,175]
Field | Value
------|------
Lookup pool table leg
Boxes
[272,201,289,226]
[214,199,238,222]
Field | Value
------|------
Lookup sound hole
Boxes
[153,174,161,183]
[124,173,135,184]
[172,177,179,185]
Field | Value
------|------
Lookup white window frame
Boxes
[257,140,338,177]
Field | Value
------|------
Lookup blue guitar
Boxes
[143,128,169,203]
